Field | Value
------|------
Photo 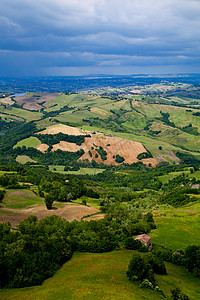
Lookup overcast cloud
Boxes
[0,0,200,76]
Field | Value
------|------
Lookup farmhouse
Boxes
[135,234,152,250]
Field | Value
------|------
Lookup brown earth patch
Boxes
[0,203,102,227]
[52,141,82,152]
[36,124,158,166]
[79,133,157,166]
[37,124,90,135]
[37,143,49,153]
[0,97,14,105]
[14,93,61,111]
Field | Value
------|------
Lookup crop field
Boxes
[1,250,199,300]
[0,106,43,122]
[14,136,41,148]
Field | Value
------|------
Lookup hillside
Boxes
[1,82,200,168]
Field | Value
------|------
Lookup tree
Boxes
[126,253,155,284]
[170,287,189,300]
[0,189,6,202]
[44,193,54,210]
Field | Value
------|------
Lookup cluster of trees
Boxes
[0,216,72,288]
[39,178,94,209]
[152,244,200,278]
[1,213,156,288]
[115,154,124,163]
[12,147,84,165]
[181,123,199,136]
[35,133,88,147]
[127,252,167,285]
[159,111,175,127]
[96,146,107,161]
[137,150,153,160]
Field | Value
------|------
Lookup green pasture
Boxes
[152,202,200,250]
[35,118,57,130]
[169,108,200,131]
[73,195,100,209]
[14,136,41,149]
[56,109,106,124]
[1,250,199,300]
[0,106,43,122]
[45,93,78,111]
[1,190,43,209]
[48,165,105,175]
[158,170,191,184]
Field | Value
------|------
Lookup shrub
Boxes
[115,154,125,163]
[0,189,6,202]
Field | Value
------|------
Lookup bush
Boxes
[115,154,125,163]
[124,238,142,250]
[126,253,155,285]
[0,189,6,202]
[127,253,167,287]
[170,287,189,300]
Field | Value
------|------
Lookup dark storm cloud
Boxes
[0,0,199,76]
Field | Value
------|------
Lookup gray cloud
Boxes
[0,0,199,76]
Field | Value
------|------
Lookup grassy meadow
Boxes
[48,165,105,175]
[2,190,43,209]
[152,202,200,250]
[0,250,199,300]
[14,136,41,148]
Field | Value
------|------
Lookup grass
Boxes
[152,202,200,250]
[14,136,41,149]
[48,165,105,175]
[0,171,17,175]
[0,250,199,300]
[158,168,200,184]
[16,155,37,164]
[73,196,100,209]
[2,190,43,209]
[45,93,77,111]
[0,106,43,122]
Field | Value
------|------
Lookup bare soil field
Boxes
[0,203,102,227]
[0,96,14,105]
[36,124,157,166]
[14,93,61,111]
[52,141,82,152]
[36,143,49,153]
[37,124,90,135]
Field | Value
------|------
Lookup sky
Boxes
[0,0,200,77]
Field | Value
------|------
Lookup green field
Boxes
[0,250,199,300]
[158,168,200,184]
[16,155,38,164]
[73,195,100,209]
[45,93,78,111]
[0,106,43,122]
[14,136,41,149]
[2,190,43,209]
[152,202,200,250]
[48,165,105,175]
